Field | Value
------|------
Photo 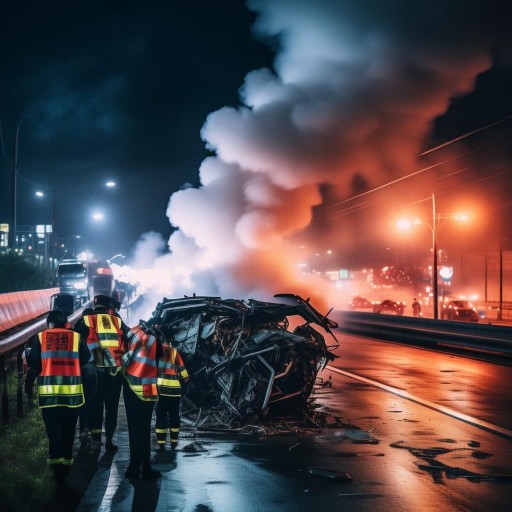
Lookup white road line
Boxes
[326,365,512,440]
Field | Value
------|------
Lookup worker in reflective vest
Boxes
[122,321,163,479]
[26,310,90,483]
[74,294,130,453]
[155,342,189,451]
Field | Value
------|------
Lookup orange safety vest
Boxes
[157,346,189,397]
[37,328,84,408]
[123,325,159,401]
[84,313,125,368]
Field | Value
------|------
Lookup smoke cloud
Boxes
[124,0,505,319]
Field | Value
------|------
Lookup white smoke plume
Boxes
[123,0,504,320]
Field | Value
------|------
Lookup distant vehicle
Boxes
[441,300,479,322]
[50,293,83,316]
[87,260,114,298]
[349,296,373,311]
[54,259,88,298]
[54,258,114,301]
[373,299,406,316]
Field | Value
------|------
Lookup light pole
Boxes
[35,189,56,266]
[396,193,469,320]
[431,194,439,319]
[499,235,511,321]
[10,122,22,250]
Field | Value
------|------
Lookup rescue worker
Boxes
[412,298,422,317]
[74,294,130,452]
[26,310,90,483]
[155,338,189,451]
[122,321,163,478]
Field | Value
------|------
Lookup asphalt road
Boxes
[40,332,512,512]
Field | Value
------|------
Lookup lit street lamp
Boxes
[397,193,469,319]
[34,189,56,266]
[108,253,125,264]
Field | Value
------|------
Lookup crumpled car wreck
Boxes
[146,293,339,429]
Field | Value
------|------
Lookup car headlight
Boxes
[74,281,87,290]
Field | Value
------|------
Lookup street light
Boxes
[499,235,511,321]
[108,253,125,264]
[396,193,469,319]
[34,189,56,267]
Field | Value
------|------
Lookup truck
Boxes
[54,258,114,301]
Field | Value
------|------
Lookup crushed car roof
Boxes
[145,294,339,429]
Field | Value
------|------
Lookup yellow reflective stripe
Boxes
[72,333,80,351]
[62,458,74,466]
[170,428,179,433]
[155,428,168,434]
[100,340,120,347]
[180,369,189,379]
[158,378,181,386]
[48,457,64,465]
[129,384,158,401]
[38,384,84,395]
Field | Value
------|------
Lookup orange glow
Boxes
[396,219,412,230]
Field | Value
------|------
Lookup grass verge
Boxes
[0,369,57,512]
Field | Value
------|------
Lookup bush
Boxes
[0,252,52,293]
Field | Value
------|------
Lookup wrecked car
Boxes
[145,294,339,429]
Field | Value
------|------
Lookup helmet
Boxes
[47,310,68,328]
[94,294,112,309]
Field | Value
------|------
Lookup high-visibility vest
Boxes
[123,326,159,401]
[84,313,124,368]
[37,328,84,408]
[157,346,189,397]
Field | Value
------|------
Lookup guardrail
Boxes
[334,310,512,356]
[0,303,91,425]
[0,288,59,332]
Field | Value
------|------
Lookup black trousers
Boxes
[155,395,181,444]
[123,379,156,469]
[41,406,80,465]
[86,368,122,441]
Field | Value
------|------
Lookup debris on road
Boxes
[308,467,353,482]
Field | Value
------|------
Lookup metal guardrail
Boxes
[0,303,91,425]
[0,287,59,332]
[334,311,512,356]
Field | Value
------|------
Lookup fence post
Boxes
[1,355,9,425]
[17,346,24,418]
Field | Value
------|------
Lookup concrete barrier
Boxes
[334,310,512,356]
[0,288,59,333]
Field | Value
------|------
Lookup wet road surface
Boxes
[44,333,512,512]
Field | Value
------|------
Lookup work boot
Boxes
[142,466,161,479]
[158,444,165,452]
[171,441,177,450]
[125,465,140,479]
[105,439,118,453]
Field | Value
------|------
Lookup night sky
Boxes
[0,1,273,256]
[1,1,512,305]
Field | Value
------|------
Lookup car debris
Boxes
[308,467,353,482]
[145,293,339,429]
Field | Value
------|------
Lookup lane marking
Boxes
[326,365,512,441]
